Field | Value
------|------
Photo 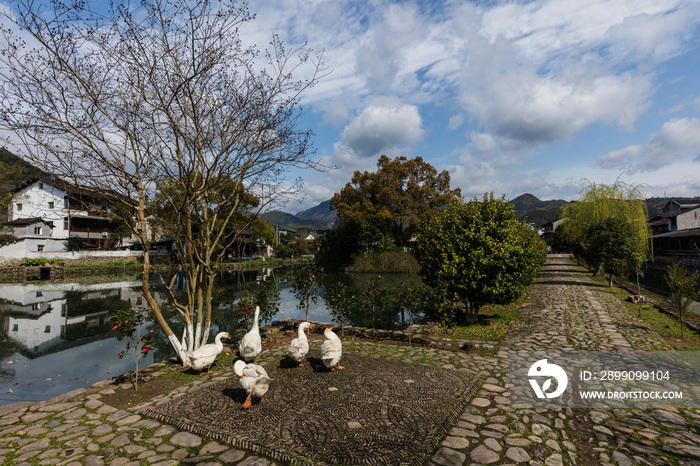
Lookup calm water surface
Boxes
[0,267,422,406]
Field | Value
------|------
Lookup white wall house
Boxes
[8,178,112,241]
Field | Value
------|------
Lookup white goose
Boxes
[233,360,272,409]
[238,305,262,362]
[321,327,343,371]
[287,322,312,366]
[188,332,230,374]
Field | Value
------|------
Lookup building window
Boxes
[61,303,67,317]
[12,324,18,332]
[31,303,39,310]
[34,227,42,235]
[64,196,69,208]
[48,201,54,209]
[37,244,44,252]
[63,218,69,230]
[36,291,43,297]
[44,325,51,333]
[39,182,44,189]
[16,203,22,211]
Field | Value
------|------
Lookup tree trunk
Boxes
[464,302,479,324]
[636,269,643,317]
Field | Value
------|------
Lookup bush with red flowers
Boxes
[109,309,155,390]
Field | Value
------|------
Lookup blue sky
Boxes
[236,0,700,214]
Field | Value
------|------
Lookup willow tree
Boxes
[562,179,651,313]
[0,0,326,365]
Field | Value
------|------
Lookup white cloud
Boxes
[336,99,425,159]
[447,114,464,131]
[597,118,700,171]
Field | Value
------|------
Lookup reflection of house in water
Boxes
[0,281,146,356]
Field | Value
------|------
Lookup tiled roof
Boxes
[4,217,49,226]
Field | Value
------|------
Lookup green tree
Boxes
[64,236,88,252]
[316,220,362,269]
[325,281,353,336]
[394,283,426,344]
[331,155,461,248]
[0,0,325,366]
[291,261,323,320]
[665,263,700,340]
[417,193,546,323]
[585,217,639,286]
[274,232,309,259]
[562,178,651,307]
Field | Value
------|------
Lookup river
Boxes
[0,267,423,406]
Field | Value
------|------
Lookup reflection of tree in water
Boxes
[322,272,427,331]
[0,334,21,382]
[0,364,16,383]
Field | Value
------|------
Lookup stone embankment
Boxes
[1,256,698,465]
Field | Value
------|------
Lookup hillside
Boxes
[295,200,338,229]
[0,148,47,221]
[509,193,570,228]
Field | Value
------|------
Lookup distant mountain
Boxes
[296,200,337,229]
[261,200,338,230]
[509,193,571,228]
[260,211,303,228]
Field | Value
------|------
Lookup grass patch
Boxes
[575,262,700,351]
[434,300,520,342]
[346,250,420,274]
[604,284,700,350]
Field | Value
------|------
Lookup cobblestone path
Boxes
[1,256,699,465]
[432,256,700,466]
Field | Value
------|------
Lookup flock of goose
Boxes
[185,305,344,409]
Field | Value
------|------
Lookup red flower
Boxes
[111,326,117,331]
[246,308,252,315]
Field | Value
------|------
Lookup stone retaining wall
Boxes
[0,258,299,283]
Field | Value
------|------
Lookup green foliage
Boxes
[109,309,155,390]
[360,275,386,337]
[236,278,281,324]
[562,178,651,270]
[584,217,641,285]
[417,193,546,323]
[18,258,64,267]
[64,236,88,251]
[393,283,429,343]
[291,261,323,320]
[316,220,362,269]
[325,281,353,335]
[346,250,420,274]
[665,263,700,340]
[274,232,309,259]
[329,155,461,256]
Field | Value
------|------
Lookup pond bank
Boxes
[0,258,299,283]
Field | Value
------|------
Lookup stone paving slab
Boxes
[143,352,480,465]
[0,256,699,465]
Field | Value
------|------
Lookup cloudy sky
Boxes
[237,0,700,214]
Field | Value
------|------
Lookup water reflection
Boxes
[0,280,161,405]
[0,267,424,405]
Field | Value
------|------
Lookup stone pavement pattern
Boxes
[0,256,699,465]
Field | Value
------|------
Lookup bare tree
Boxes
[0,0,326,365]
